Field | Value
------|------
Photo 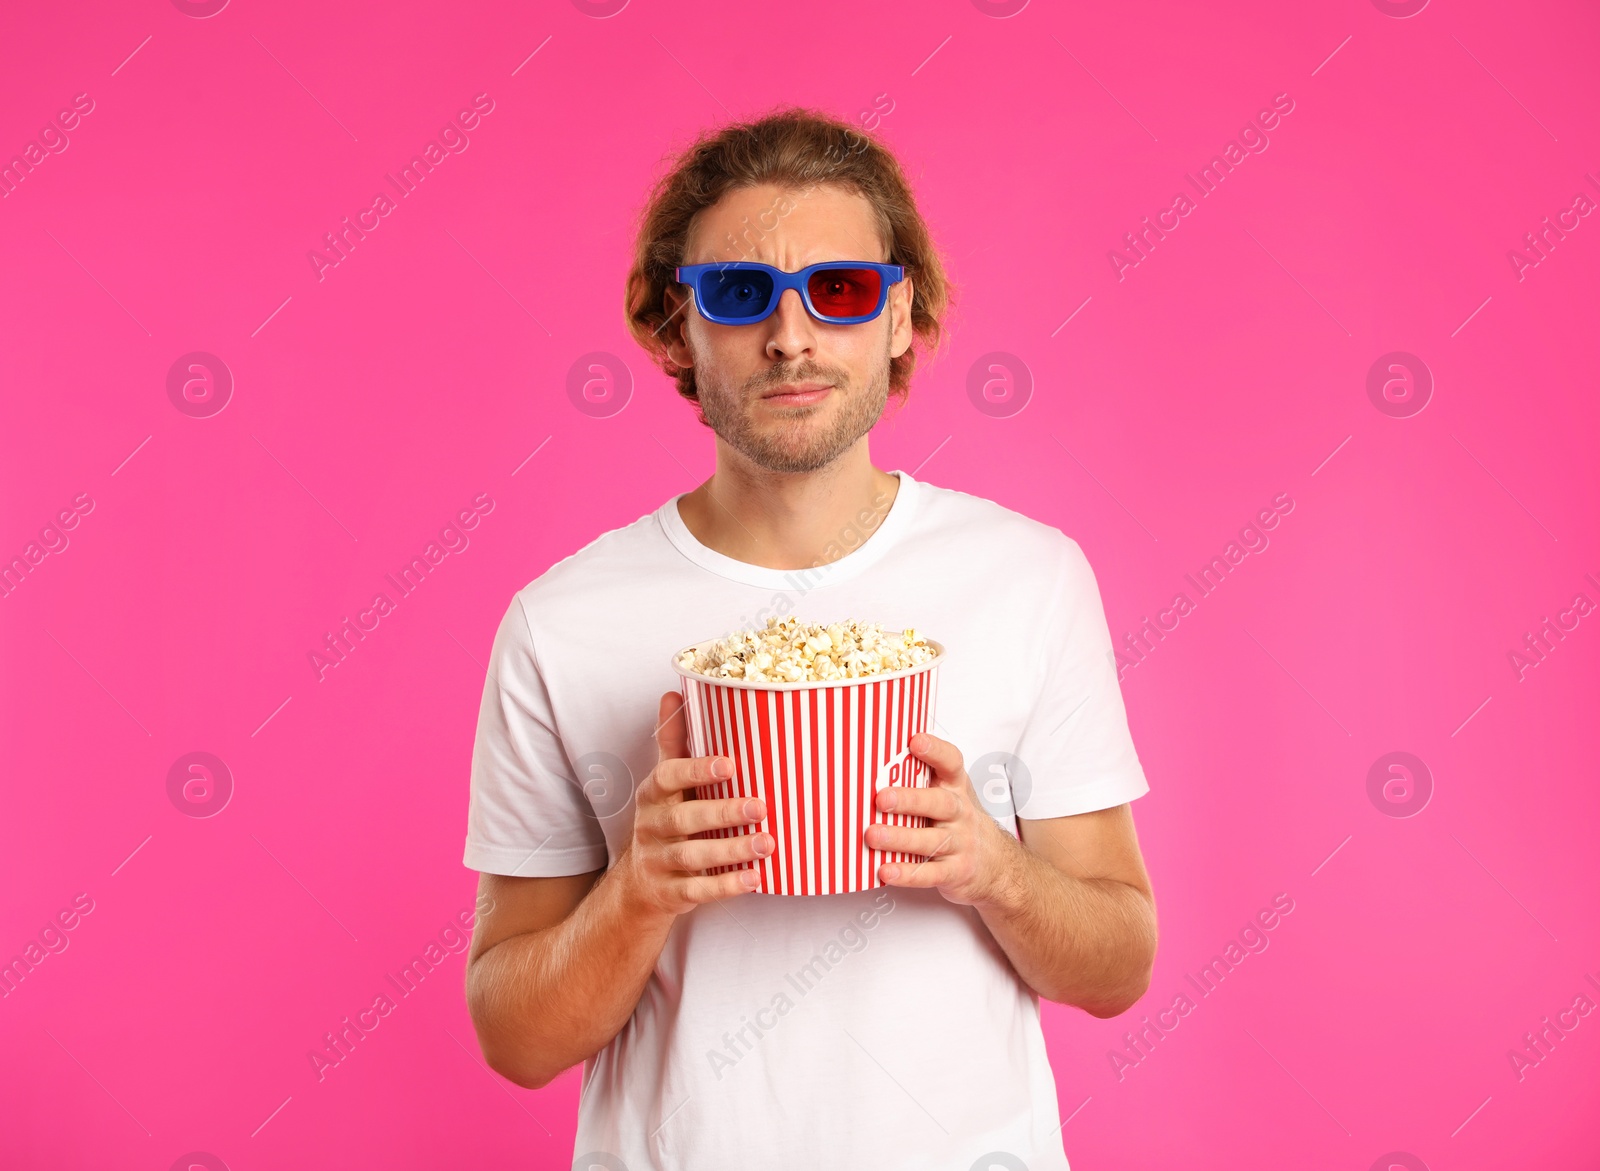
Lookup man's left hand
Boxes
[866,731,1019,907]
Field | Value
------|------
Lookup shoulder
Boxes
[911,478,1088,569]
[907,479,1109,619]
[507,505,668,626]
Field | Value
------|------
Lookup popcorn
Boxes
[677,617,936,683]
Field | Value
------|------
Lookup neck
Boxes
[675,439,900,571]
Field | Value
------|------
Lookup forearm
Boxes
[467,859,675,1088]
[974,831,1157,1015]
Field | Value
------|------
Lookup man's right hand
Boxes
[614,690,774,916]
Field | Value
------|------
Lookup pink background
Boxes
[2,0,1597,1167]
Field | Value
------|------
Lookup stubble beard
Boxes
[696,351,892,474]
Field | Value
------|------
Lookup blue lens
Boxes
[700,267,774,320]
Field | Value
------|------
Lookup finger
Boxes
[653,753,737,797]
[878,855,956,888]
[654,691,691,765]
[875,783,962,821]
[679,869,761,904]
[866,825,956,858]
[908,731,966,784]
[666,833,773,873]
[662,795,767,838]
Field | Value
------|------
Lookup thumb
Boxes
[655,690,690,764]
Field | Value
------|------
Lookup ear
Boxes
[659,282,694,369]
[888,272,915,360]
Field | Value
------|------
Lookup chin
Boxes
[704,387,876,472]
[741,432,843,474]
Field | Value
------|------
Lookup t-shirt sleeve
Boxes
[462,593,611,877]
[1009,537,1150,820]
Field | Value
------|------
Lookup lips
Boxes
[761,382,832,405]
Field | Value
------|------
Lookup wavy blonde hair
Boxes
[624,105,953,414]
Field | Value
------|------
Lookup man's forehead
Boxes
[684,182,888,266]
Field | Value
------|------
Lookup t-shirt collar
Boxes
[656,469,920,590]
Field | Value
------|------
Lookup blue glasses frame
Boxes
[674,260,905,326]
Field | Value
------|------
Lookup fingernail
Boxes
[881,791,897,809]
[743,799,763,820]
[742,870,760,887]
[753,835,772,856]
[712,758,733,778]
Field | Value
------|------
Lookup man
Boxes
[462,107,1157,1170]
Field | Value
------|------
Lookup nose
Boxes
[764,287,818,363]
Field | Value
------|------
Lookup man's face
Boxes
[661,183,915,474]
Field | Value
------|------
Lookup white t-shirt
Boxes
[463,469,1149,1171]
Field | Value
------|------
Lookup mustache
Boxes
[749,368,844,392]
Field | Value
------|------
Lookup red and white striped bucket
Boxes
[672,637,944,896]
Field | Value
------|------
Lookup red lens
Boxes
[806,267,882,318]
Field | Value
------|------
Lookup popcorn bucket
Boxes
[672,636,944,896]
